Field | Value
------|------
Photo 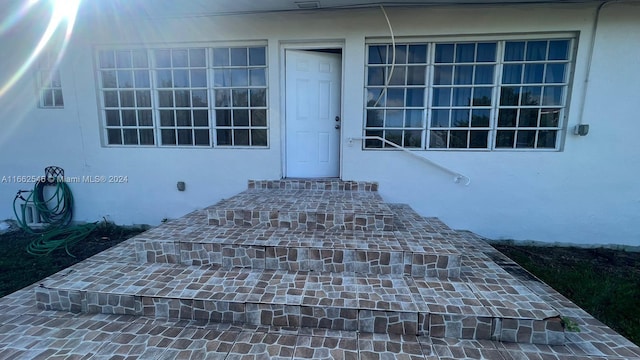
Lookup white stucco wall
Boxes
[0,2,638,246]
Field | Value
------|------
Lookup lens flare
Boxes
[0,0,81,98]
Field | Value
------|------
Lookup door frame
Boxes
[280,40,345,179]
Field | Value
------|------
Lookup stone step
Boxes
[134,227,462,279]
[35,262,564,345]
[248,179,379,192]
[207,189,394,231]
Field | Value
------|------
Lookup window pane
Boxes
[99,51,115,69]
[251,129,268,146]
[106,110,120,126]
[53,90,63,106]
[521,86,541,106]
[548,40,569,60]
[216,110,231,126]
[368,67,385,86]
[404,130,422,147]
[405,88,424,107]
[250,89,266,107]
[139,129,154,145]
[233,109,249,126]
[249,47,266,66]
[107,129,122,144]
[540,108,560,127]
[523,64,544,83]
[385,130,402,147]
[250,69,266,86]
[393,45,407,64]
[433,66,453,85]
[193,110,209,127]
[469,130,489,148]
[432,88,451,107]
[452,87,471,106]
[194,129,210,145]
[192,90,208,107]
[504,42,525,61]
[234,129,250,145]
[500,87,520,106]
[476,43,496,62]
[215,89,230,107]
[251,109,267,126]
[213,48,230,66]
[386,88,404,107]
[160,110,175,126]
[407,66,426,85]
[389,66,406,85]
[116,50,131,68]
[456,44,475,63]
[435,44,454,63]
[217,129,232,145]
[173,69,189,87]
[134,71,150,87]
[542,86,563,106]
[102,71,117,88]
[454,66,473,85]
[138,110,152,126]
[526,41,547,61]
[158,91,174,107]
[545,64,566,83]
[231,48,248,66]
[451,109,470,127]
[367,88,385,107]
[155,50,171,68]
[189,48,206,67]
[122,110,136,126]
[408,45,427,64]
[431,109,450,127]
[474,65,494,85]
[495,130,515,148]
[502,64,522,84]
[157,70,172,87]
[177,129,192,145]
[123,129,138,145]
[104,91,119,107]
[498,109,517,127]
[366,110,384,127]
[43,91,54,107]
[449,130,468,148]
[232,89,249,107]
[136,90,151,107]
[172,49,188,67]
[537,130,557,148]
[519,108,539,127]
[117,71,133,88]
[230,69,248,86]
[429,130,447,148]
[365,130,383,148]
[385,110,403,127]
[176,110,191,126]
[405,110,423,127]
[516,130,536,148]
[369,45,387,64]
[471,109,490,127]
[120,91,134,107]
[214,69,231,87]
[175,90,190,107]
[132,50,148,67]
[472,87,492,106]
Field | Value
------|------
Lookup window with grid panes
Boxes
[364,38,573,151]
[212,47,268,147]
[38,52,64,108]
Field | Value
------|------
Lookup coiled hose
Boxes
[13,180,97,257]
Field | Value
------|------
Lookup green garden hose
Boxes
[13,179,97,257]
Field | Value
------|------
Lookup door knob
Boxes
[335,116,340,122]
[335,124,341,129]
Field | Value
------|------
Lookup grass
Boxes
[0,222,146,298]
[493,244,640,346]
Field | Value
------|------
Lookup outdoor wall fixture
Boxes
[177,181,186,191]
[574,124,590,136]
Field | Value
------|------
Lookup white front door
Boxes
[285,49,341,178]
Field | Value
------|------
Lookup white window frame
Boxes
[95,42,269,148]
[364,33,575,152]
[37,51,64,108]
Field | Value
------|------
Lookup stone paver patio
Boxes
[0,179,638,359]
